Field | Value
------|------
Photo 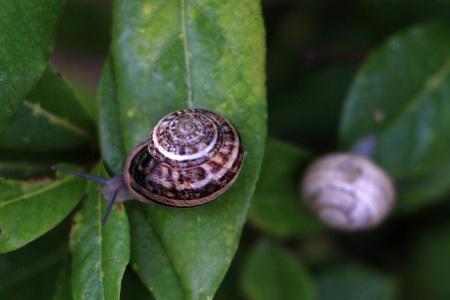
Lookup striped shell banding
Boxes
[301,153,395,231]
[124,109,244,207]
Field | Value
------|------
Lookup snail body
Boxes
[55,109,244,224]
[301,153,395,231]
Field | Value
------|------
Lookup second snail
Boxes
[54,109,244,224]
[301,136,396,231]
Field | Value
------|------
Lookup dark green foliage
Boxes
[69,165,129,300]
[340,24,450,212]
[0,0,65,134]
[249,139,323,237]
[0,174,84,253]
[241,240,315,300]
[316,264,397,300]
[0,0,449,299]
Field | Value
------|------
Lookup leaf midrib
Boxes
[376,56,450,137]
[23,101,93,139]
[0,176,72,208]
[143,209,188,300]
[180,0,193,108]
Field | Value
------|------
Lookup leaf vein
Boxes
[180,0,193,108]
[23,101,93,139]
[380,56,450,135]
[0,176,72,208]
[143,209,187,300]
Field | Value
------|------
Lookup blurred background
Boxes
[3,0,450,299]
[51,0,450,152]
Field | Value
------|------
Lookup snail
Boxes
[301,136,395,231]
[54,109,244,224]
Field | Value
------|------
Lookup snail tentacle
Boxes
[52,108,244,224]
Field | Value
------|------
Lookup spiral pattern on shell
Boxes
[301,153,395,231]
[124,109,244,207]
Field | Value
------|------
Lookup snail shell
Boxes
[301,153,395,231]
[124,109,244,207]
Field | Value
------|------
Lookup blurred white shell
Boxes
[301,153,395,231]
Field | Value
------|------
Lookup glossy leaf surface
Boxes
[0,66,96,154]
[0,0,65,134]
[99,1,267,299]
[70,166,130,300]
[0,174,84,253]
[339,24,450,211]
[98,61,126,175]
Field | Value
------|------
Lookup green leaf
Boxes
[339,23,450,211]
[0,221,69,300]
[0,151,96,179]
[70,165,130,300]
[127,205,185,300]
[407,224,450,300]
[0,160,54,179]
[0,65,97,179]
[316,264,398,300]
[53,261,73,300]
[98,60,126,175]
[241,240,315,300]
[249,139,323,237]
[111,0,266,151]
[0,174,84,253]
[214,255,246,300]
[0,0,65,134]
[102,1,266,299]
[0,66,96,154]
